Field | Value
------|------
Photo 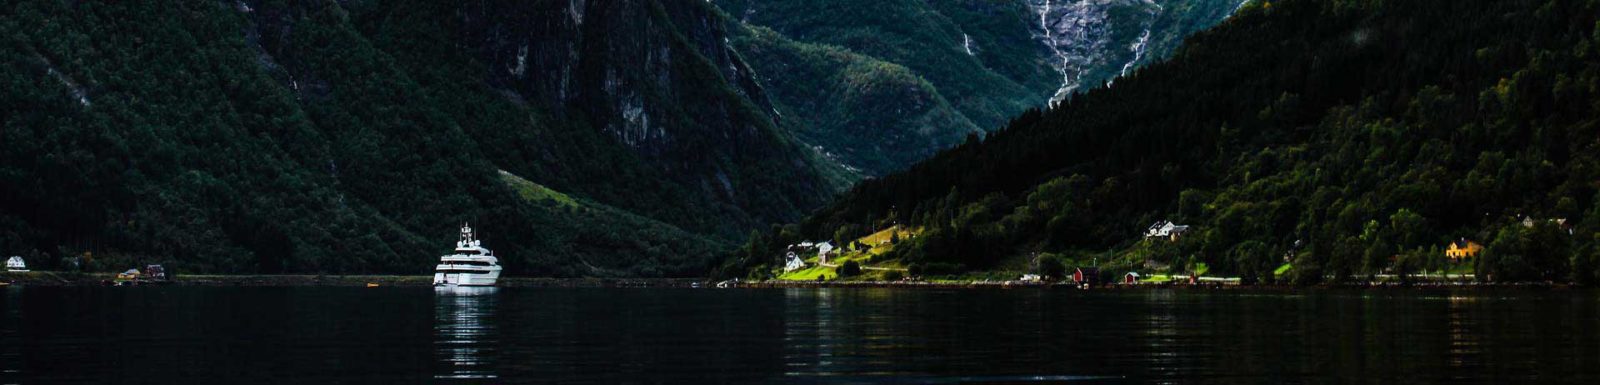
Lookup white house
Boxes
[783,252,807,272]
[5,256,27,272]
[1144,220,1190,241]
[1520,216,1573,234]
[816,242,835,264]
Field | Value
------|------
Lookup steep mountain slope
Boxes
[341,0,849,237]
[716,0,1243,175]
[719,0,1048,130]
[0,0,838,276]
[1020,0,1247,101]
[728,26,983,176]
[724,0,1600,284]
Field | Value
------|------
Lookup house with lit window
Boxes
[1445,239,1482,261]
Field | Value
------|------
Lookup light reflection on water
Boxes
[1,287,1599,383]
[434,286,500,380]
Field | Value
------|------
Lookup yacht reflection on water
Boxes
[434,286,500,381]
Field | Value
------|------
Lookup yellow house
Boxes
[1445,240,1482,261]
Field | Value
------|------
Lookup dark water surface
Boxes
[3,286,1599,384]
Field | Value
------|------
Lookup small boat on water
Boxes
[433,223,502,287]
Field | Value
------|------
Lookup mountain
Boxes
[726,25,983,177]
[716,0,1247,175]
[0,0,845,276]
[722,0,1600,284]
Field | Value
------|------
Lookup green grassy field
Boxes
[773,225,921,281]
[500,170,579,209]
[777,266,834,281]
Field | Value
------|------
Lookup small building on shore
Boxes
[5,256,26,272]
[1123,272,1140,284]
[1144,221,1190,241]
[1073,267,1101,285]
[1445,239,1482,261]
[816,242,835,265]
[144,265,167,281]
[783,252,806,272]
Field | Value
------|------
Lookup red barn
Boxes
[1073,267,1101,285]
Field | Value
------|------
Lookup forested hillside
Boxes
[0,0,842,276]
[727,26,983,176]
[724,0,1600,284]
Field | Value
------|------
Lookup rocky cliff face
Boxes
[713,0,1245,175]
[1025,0,1247,104]
[331,0,846,235]
[1027,0,1148,103]
[453,0,780,154]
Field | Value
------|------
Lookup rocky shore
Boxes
[0,271,702,288]
[729,279,1578,290]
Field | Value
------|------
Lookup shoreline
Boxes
[736,280,1583,290]
[0,272,702,288]
[3,271,1584,290]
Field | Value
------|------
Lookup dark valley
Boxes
[1,0,1238,277]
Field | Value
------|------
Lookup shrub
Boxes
[1036,254,1066,280]
[838,261,862,277]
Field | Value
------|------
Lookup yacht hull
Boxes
[433,271,501,287]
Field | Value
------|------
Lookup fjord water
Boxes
[3,287,1599,384]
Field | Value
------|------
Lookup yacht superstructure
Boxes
[433,224,502,286]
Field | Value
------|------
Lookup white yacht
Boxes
[434,224,502,287]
